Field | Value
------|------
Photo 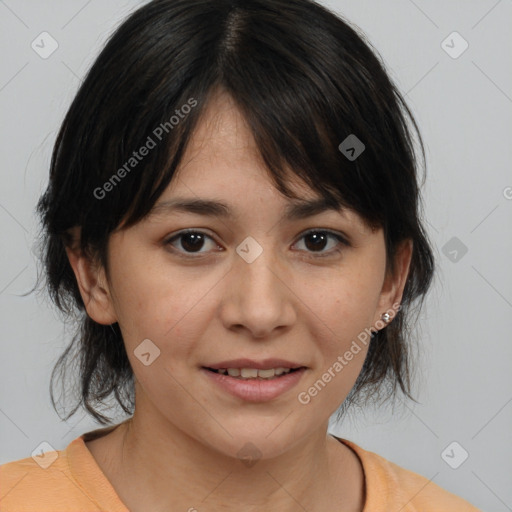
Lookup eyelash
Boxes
[164,229,350,259]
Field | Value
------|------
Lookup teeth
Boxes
[216,367,294,379]
[240,368,258,378]
[257,368,277,378]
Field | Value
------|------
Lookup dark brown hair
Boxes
[35,0,435,425]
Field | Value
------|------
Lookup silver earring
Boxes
[381,312,391,323]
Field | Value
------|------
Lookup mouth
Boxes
[203,366,306,380]
[200,365,308,402]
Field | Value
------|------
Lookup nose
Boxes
[220,246,297,339]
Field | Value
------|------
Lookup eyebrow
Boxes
[148,197,344,221]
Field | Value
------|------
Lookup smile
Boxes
[201,367,307,402]
[205,367,303,379]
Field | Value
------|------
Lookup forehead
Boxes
[176,90,266,179]
[145,89,374,234]
[168,90,317,200]
[188,90,256,150]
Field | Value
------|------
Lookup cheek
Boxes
[108,252,223,359]
[295,280,379,412]
[299,259,384,395]
[308,264,383,341]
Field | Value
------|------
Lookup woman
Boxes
[0,0,480,510]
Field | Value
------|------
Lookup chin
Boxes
[203,427,307,463]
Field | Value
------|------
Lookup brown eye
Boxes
[177,232,206,252]
[165,230,220,256]
[164,228,349,259]
[293,230,349,258]
[304,232,329,251]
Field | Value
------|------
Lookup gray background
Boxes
[1,1,511,510]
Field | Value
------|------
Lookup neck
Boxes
[88,395,363,511]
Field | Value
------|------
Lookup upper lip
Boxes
[203,358,306,370]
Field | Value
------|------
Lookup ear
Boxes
[64,230,117,325]
[373,239,413,327]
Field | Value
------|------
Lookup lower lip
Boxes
[200,367,307,402]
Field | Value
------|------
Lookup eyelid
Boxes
[164,228,222,252]
[292,228,351,259]
[299,228,351,246]
[164,227,351,257]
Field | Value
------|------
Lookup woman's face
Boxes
[77,91,411,460]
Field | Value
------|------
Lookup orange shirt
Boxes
[0,426,481,511]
